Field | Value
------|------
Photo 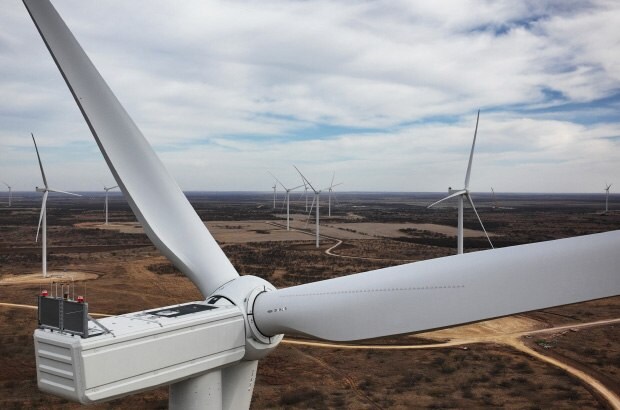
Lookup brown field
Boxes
[0,191,619,409]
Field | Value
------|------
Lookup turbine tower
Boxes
[295,166,321,247]
[268,172,303,231]
[605,183,612,214]
[271,183,276,209]
[103,184,118,225]
[325,171,343,217]
[1,181,11,207]
[23,2,620,408]
[427,110,493,254]
[32,133,80,278]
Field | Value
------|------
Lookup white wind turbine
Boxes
[32,133,80,278]
[295,166,321,248]
[271,182,276,209]
[428,110,493,255]
[268,172,303,231]
[1,181,11,207]
[325,171,343,217]
[25,2,620,408]
[103,184,118,225]
[605,183,612,214]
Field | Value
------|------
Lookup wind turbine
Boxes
[103,184,118,225]
[604,183,612,214]
[271,182,276,209]
[427,110,493,254]
[268,172,303,231]
[325,171,343,217]
[294,166,322,248]
[32,133,80,278]
[491,187,497,209]
[1,181,11,207]
[24,2,620,408]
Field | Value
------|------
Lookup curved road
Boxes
[265,220,416,263]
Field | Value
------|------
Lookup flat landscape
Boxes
[0,191,619,409]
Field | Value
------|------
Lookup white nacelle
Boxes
[34,301,245,404]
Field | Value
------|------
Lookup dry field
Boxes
[0,191,619,409]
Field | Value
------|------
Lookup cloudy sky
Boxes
[1,0,619,193]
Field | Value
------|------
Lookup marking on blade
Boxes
[279,285,465,297]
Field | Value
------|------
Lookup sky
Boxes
[0,0,619,193]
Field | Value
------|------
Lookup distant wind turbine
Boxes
[427,111,493,254]
[295,166,321,248]
[268,172,303,231]
[491,187,497,210]
[1,181,11,207]
[605,183,612,214]
[103,184,118,225]
[324,171,343,217]
[32,133,81,278]
[271,183,277,209]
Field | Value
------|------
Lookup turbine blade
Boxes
[464,110,480,190]
[294,165,317,193]
[290,184,305,191]
[330,171,335,188]
[427,190,467,208]
[305,196,316,227]
[465,193,494,249]
[221,361,258,409]
[268,171,287,191]
[31,133,48,188]
[36,191,48,242]
[47,188,81,197]
[254,230,620,341]
[24,0,238,296]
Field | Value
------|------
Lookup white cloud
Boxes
[0,0,619,192]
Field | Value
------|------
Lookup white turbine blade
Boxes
[465,193,494,249]
[330,171,335,188]
[47,188,81,197]
[24,0,238,296]
[31,133,48,188]
[332,190,339,205]
[322,181,343,191]
[36,191,48,243]
[109,185,118,190]
[1,181,8,188]
[427,190,467,208]
[464,110,480,190]
[290,184,305,191]
[293,165,317,193]
[268,171,288,191]
[305,196,316,227]
[254,230,620,341]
